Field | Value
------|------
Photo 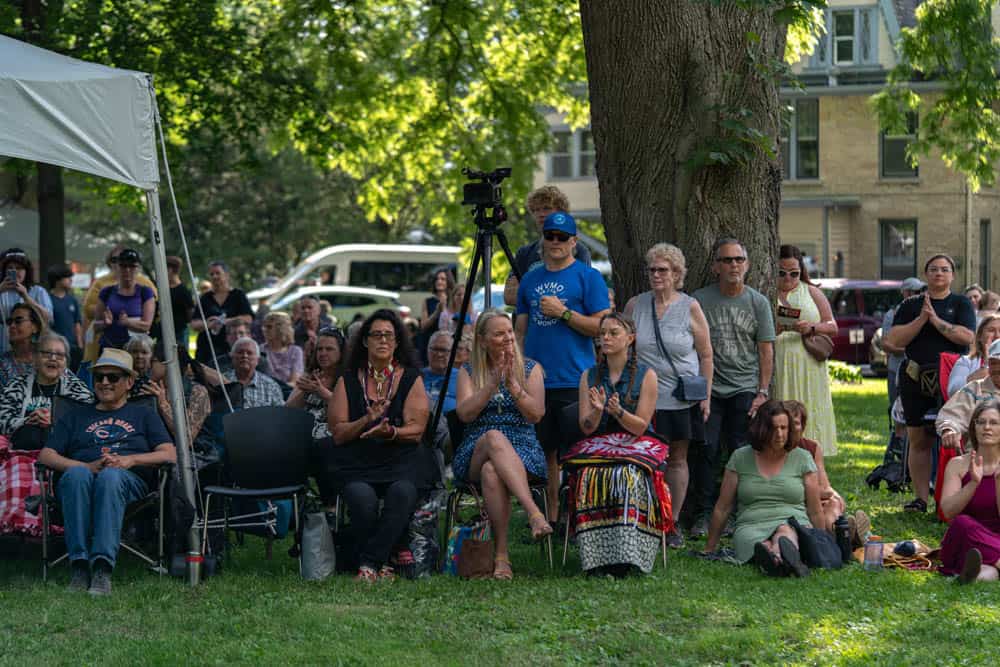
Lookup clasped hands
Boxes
[490,348,525,397]
[86,447,136,472]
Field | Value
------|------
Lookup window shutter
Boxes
[860,7,878,64]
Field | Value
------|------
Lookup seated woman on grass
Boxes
[938,400,1000,584]
[566,312,668,577]
[452,309,550,581]
[704,400,823,577]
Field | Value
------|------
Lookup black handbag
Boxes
[650,296,708,402]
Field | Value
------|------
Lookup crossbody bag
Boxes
[650,296,708,402]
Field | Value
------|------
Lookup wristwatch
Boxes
[561,309,573,323]
[756,388,769,398]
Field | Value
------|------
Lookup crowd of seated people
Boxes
[6,182,999,591]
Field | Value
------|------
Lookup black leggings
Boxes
[341,479,418,568]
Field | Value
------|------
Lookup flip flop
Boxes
[778,536,810,578]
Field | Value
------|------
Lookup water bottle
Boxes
[834,514,852,563]
[863,539,884,571]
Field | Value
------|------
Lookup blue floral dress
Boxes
[452,359,547,482]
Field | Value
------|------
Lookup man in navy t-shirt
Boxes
[516,212,610,519]
[39,348,174,596]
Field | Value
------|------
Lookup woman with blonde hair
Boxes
[453,309,551,580]
[261,311,304,385]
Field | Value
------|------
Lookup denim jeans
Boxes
[688,392,755,519]
[58,466,148,568]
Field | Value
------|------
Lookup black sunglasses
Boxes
[716,256,746,264]
[93,371,127,384]
[543,231,572,242]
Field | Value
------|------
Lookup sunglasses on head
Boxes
[93,371,127,384]
[778,269,800,278]
[543,231,572,242]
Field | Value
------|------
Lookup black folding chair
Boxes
[38,396,172,581]
[198,406,313,567]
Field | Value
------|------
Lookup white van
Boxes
[247,243,461,312]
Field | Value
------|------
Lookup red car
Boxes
[814,278,902,365]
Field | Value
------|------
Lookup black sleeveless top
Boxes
[328,367,433,489]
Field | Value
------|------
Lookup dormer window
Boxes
[833,11,855,65]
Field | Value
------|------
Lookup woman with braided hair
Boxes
[564,313,672,576]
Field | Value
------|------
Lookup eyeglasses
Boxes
[429,347,451,354]
[716,256,747,264]
[543,231,572,242]
[926,266,952,274]
[367,331,396,341]
[37,350,67,360]
[777,269,800,278]
[7,316,30,326]
[647,267,672,275]
[93,371,126,384]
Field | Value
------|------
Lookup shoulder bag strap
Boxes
[650,294,681,377]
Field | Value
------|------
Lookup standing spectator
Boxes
[625,243,713,548]
[226,337,284,408]
[261,311,304,385]
[93,249,156,352]
[0,303,45,386]
[192,261,253,364]
[327,310,431,582]
[417,268,454,364]
[445,283,475,333]
[882,277,926,412]
[293,295,333,362]
[81,245,157,367]
[772,244,838,456]
[689,238,775,538]
[885,254,976,513]
[150,255,195,348]
[503,186,592,307]
[515,212,610,520]
[38,348,175,595]
[46,264,83,368]
[1,248,53,355]
[965,284,985,321]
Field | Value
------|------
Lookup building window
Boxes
[879,219,917,280]
[833,11,855,65]
[981,219,992,289]
[548,128,597,180]
[881,113,919,178]
[781,99,819,180]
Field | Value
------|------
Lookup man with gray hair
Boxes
[423,331,459,459]
[228,337,283,408]
[689,237,775,538]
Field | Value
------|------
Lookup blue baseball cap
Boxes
[542,211,577,236]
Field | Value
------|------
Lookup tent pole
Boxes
[145,187,202,586]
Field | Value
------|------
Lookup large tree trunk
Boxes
[36,162,66,271]
[580,0,785,303]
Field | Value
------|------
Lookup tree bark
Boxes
[37,162,66,271]
[579,0,785,303]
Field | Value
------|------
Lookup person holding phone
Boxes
[0,248,53,355]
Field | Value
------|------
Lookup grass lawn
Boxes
[2,380,997,666]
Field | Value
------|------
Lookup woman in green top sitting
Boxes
[703,400,823,577]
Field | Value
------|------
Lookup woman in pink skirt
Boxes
[939,399,1000,583]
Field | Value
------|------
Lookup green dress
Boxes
[726,446,817,563]
[773,281,838,456]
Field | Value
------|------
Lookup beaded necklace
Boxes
[360,360,398,412]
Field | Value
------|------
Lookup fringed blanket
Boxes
[563,433,673,573]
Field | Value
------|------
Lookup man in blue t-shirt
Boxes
[39,348,175,596]
[515,211,610,519]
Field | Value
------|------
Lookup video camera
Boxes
[461,166,512,208]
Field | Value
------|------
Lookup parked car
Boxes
[268,286,411,327]
[815,278,902,365]
[471,284,509,314]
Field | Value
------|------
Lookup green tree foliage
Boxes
[872,0,1000,190]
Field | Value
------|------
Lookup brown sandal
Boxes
[529,512,553,541]
[493,556,513,581]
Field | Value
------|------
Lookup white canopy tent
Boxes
[0,35,203,583]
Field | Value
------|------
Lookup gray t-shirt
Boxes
[693,284,775,398]
[633,291,700,411]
